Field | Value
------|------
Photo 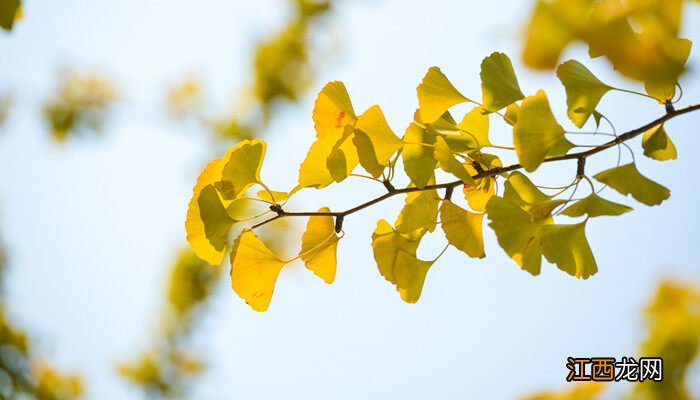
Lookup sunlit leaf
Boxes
[326,125,359,182]
[395,178,440,239]
[541,221,598,279]
[417,67,469,124]
[504,103,520,126]
[371,220,434,303]
[644,81,677,103]
[480,52,524,112]
[513,90,565,171]
[218,139,267,200]
[353,105,403,177]
[556,60,613,128]
[440,200,485,258]
[257,190,290,203]
[463,178,495,213]
[486,196,550,275]
[299,208,339,284]
[230,229,287,312]
[186,157,232,265]
[594,163,670,206]
[433,136,475,185]
[547,136,575,157]
[402,123,437,188]
[298,81,357,189]
[561,193,633,218]
[456,106,491,148]
[642,124,677,161]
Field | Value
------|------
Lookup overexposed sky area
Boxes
[1,1,700,398]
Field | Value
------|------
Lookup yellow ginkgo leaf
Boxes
[326,125,359,183]
[440,200,485,258]
[644,80,677,103]
[513,90,565,172]
[547,136,575,157]
[353,105,403,178]
[561,193,633,218]
[541,221,598,279]
[313,81,357,139]
[593,163,670,206]
[186,155,233,265]
[463,178,495,213]
[402,123,437,188]
[218,139,266,200]
[503,103,520,126]
[395,177,440,239]
[433,136,475,184]
[556,60,613,128]
[299,208,339,284]
[486,196,550,276]
[417,67,470,124]
[230,229,287,312]
[298,81,357,189]
[456,106,491,148]
[503,171,551,208]
[522,0,586,70]
[256,190,290,203]
[371,220,435,303]
[480,52,525,113]
[642,124,677,161]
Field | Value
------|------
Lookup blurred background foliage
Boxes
[0,238,83,399]
[1,0,700,398]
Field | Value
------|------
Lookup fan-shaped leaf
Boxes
[440,200,485,258]
[541,221,598,279]
[417,67,469,124]
[456,106,491,148]
[642,124,677,161]
[353,105,403,177]
[556,60,613,128]
[593,163,670,206]
[561,193,632,218]
[480,52,524,112]
[513,90,565,171]
[433,136,475,185]
[218,139,267,200]
[300,208,339,284]
[402,123,437,188]
[230,229,287,312]
[395,179,440,239]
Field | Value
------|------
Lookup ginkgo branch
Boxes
[251,102,700,230]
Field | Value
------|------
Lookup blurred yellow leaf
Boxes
[353,105,403,177]
[0,0,22,31]
[642,124,677,161]
[594,163,670,206]
[556,60,613,128]
[440,200,485,258]
[299,208,339,284]
[514,90,565,171]
[417,67,469,123]
[480,52,524,112]
[230,229,287,312]
[541,221,598,279]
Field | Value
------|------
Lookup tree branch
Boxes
[251,102,700,230]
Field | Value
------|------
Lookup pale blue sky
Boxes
[1,1,699,399]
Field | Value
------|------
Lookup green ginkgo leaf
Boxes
[480,52,525,112]
[353,105,403,177]
[486,196,550,276]
[513,90,565,171]
[541,221,598,279]
[440,200,485,258]
[642,124,677,161]
[402,123,437,188]
[433,136,475,185]
[561,194,633,218]
[417,67,469,124]
[594,163,670,206]
[556,60,613,128]
[218,139,267,199]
